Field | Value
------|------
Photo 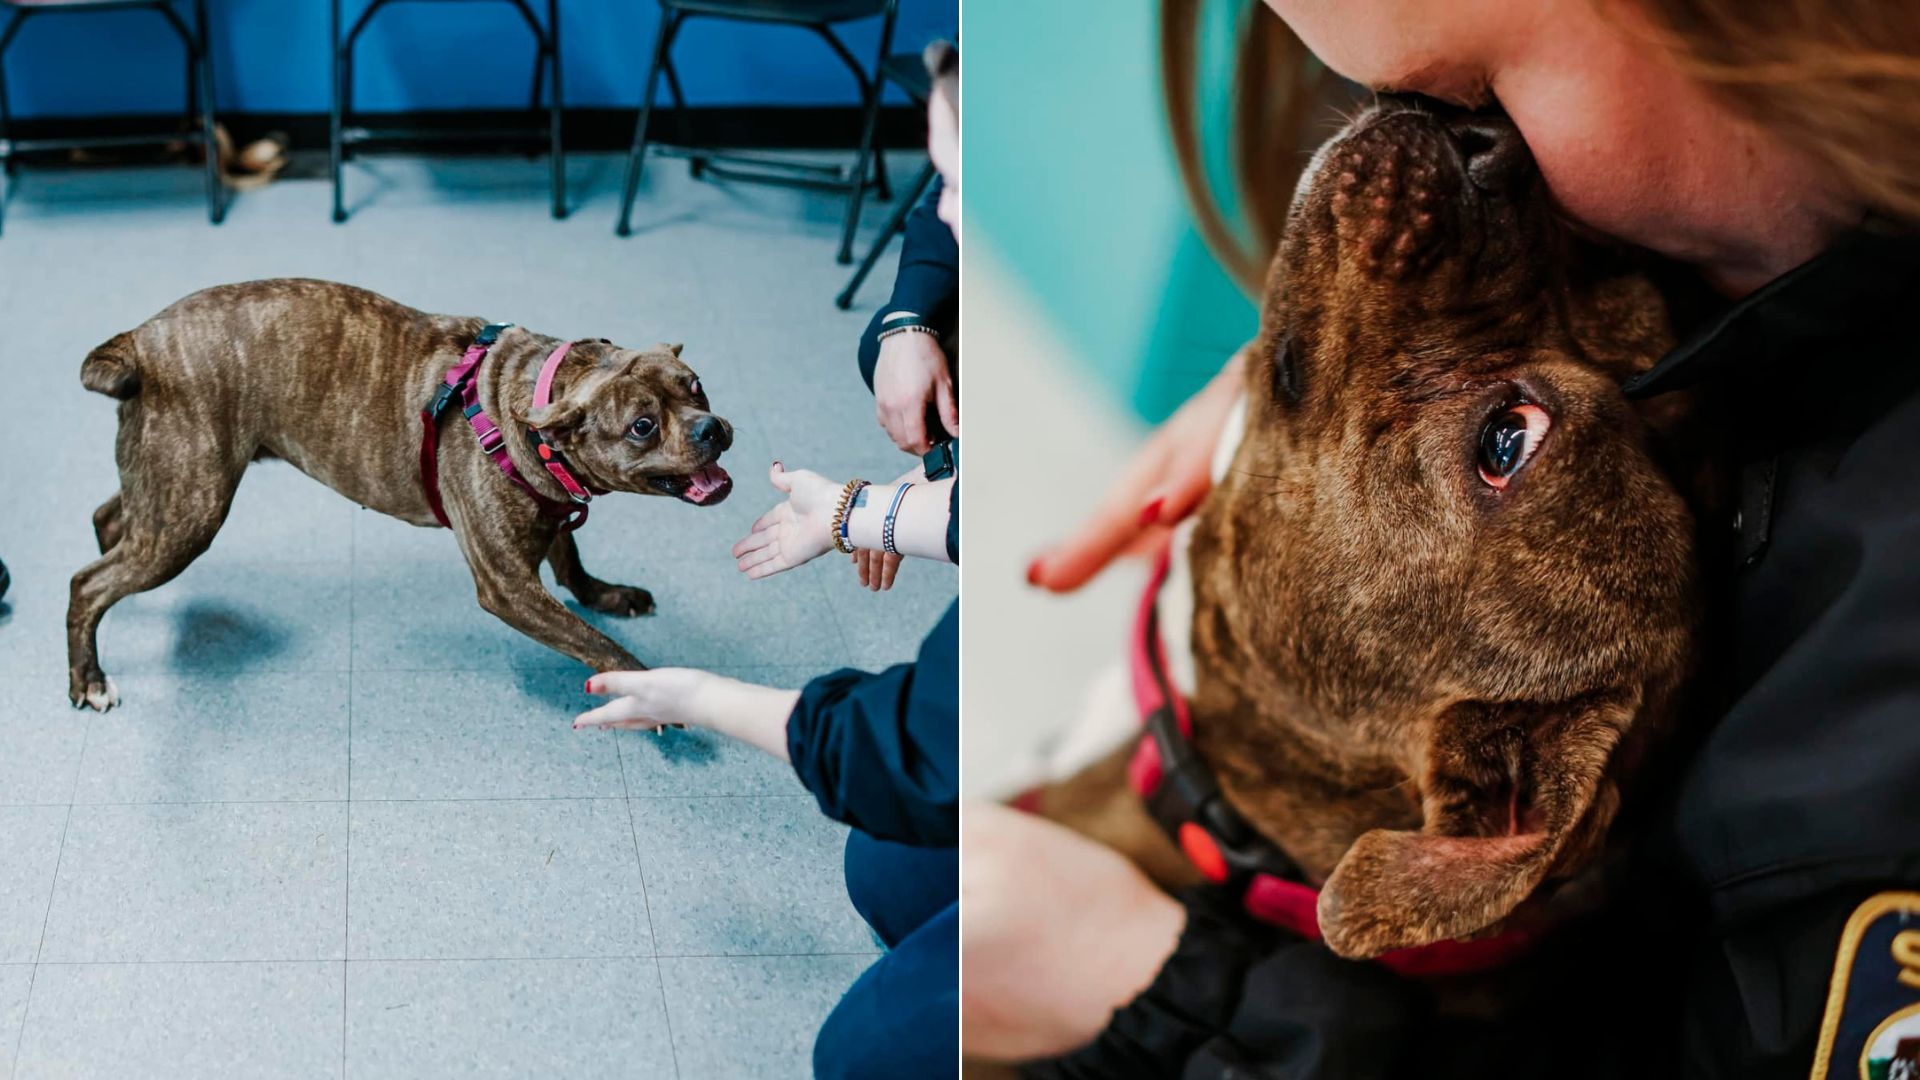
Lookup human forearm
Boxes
[690,676,800,762]
[844,477,955,564]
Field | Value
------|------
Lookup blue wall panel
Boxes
[1,1,956,117]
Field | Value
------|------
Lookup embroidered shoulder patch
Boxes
[1811,892,1920,1080]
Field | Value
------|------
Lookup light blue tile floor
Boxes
[0,148,951,1079]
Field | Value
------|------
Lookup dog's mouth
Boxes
[650,463,732,505]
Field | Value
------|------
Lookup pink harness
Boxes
[1125,539,1538,979]
[418,324,601,533]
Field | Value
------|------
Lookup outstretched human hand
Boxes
[732,462,843,581]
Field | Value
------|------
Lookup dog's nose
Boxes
[1448,114,1530,195]
[689,414,730,451]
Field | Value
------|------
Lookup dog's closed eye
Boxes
[1274,334,1303,405]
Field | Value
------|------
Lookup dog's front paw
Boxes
[69,673,120,712]
[589,586,655,617]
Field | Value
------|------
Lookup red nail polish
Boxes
[1139,498,1165,528]
[1025,559,1043,587]
[584,679,595,694]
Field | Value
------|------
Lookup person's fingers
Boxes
[935,371,959,439]
[735,544,783,573]
[748,502,788,536]
[1157,447,1217,524]
[585,670,656,698]
[744,560,790,581]
[881,553,901,591]
[898,400,929,456]
[855,551,871,588]
[732,525,776,559]
[574,696,660,730]
[768,460,792,493]
[1026,497,1152,593]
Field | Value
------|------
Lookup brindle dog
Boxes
[68,279,732,711]
[1035,99,1708,961]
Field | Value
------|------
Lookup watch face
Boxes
[923,441,957,478]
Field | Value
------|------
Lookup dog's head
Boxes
[1189,98,1700,960]
[523,340,734,505]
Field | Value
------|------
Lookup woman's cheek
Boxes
[1498,68,1688,257]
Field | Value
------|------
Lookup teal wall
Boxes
[965,0,1258,422]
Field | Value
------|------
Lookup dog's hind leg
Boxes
[546,531,654,617]
[92,492,125,554]
[458,520,645,674]
[68,419,245,711]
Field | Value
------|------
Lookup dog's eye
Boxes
[1274,335,1301,404]
[629,417,658,441]
[1477,404,1550,490]
[689,377,703,399]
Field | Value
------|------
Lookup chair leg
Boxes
[546,0,564,219]
[663,56,697,179]
[615,9,677,238]
[330,0,346,222]
[835,2,898,265]
[836,160,934,310]
[0,13,18,236]
[0,50,8,239]
[193,0,223,224]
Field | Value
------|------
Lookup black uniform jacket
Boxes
[1030,226,1920,1079]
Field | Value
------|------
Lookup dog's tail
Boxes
[81,333,142,400]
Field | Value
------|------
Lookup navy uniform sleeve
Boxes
[786,601,958,847]
[858,177,958,393]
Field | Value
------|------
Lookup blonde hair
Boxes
[1161,0,1920,294]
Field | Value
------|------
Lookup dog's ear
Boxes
[664,342,684,357]
[1316,697,1631,959]
[526,399,586,437]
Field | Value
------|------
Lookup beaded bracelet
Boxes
[830,478,869,555]
[882,483,913,554]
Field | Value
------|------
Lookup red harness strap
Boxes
[418,324,589,533]
[1128,541,1537,978]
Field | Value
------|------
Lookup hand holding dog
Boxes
[733,462,841,580]
[873,331,958,455]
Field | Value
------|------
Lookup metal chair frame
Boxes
[330,0,565,222]
[0,0,224,236]
[614,0,898,263]
[835,49,934,309]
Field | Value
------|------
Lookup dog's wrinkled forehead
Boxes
[572,342,699,403]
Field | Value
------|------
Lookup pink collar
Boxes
[530,341,599,505]
[1128,541,1537,978]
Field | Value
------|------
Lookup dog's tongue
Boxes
[684,464,731,504]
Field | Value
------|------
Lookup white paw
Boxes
[84,677,119,713]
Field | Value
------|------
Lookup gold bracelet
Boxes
[830,479,869,555]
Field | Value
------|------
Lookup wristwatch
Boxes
[922,438,958,481]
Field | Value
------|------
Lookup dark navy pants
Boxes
[813,830,958,1079]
